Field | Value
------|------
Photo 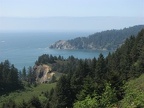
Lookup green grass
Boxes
[0,83,56,106]
[0,63,63,107]
[120,74,144,107]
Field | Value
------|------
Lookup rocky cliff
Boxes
[50,40,75,49]
[34,64,55,83]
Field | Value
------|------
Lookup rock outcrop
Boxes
[34,64,55,83]
[49,40,75,49]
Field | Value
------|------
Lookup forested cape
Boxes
[50,25,144,50]
[1,29,144,107]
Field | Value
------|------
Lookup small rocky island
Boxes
[50,25,144,50]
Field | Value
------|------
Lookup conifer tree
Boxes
[22,66,26,80]
[53,75,72,108]
[95,54,106,82]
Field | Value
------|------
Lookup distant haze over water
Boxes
[0,32,109,70]
[0,17,144,32]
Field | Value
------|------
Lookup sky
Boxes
[0,0,144,17]
[0,0,144,31]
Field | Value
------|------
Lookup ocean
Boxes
[0,32,110,70]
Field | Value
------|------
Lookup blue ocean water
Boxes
[0,32,110,70]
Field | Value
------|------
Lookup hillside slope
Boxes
[48,29,144,108]
[120,74,144,107]
[50,25,144,50]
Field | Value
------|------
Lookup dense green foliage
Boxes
[74,83,117,108]
[1,29,144,107]
[71,25,144,50]
[36,54,79,74]
[0,60,23,95]
[35,54,58,64]
[120,74,144,108]
[50,25,144,50]
[19,66,36,85]
[47,29,144,107]
[0,83,56,107]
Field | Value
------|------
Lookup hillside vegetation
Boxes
[50,25,144,50]
[48,29,144,108]
[0,83,56,107]
[0,29,144,108]
[120,74,144,107]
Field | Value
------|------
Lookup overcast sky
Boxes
[0,0,144,31]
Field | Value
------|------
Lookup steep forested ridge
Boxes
[120,74,144,107]
[50,25,144,50]
[47,29,144,108]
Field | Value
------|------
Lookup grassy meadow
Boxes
[0,83,56,107]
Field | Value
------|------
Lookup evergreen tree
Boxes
[0,60,23,95]
[100,83,117,107]
[53,75,73,108]
[95,54,106,82]
[22,66,26,80]
[74,95,99,108]
[90,57,97,77]
[27,66,36,84]
[77,76,97,101]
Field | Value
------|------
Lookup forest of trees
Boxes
[50,25,144,50]
[0,60,23,95]
[41,29,144,107]
[1,29,144,107]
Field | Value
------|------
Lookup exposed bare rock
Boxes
[34,64,55,83]
[49,40,75,49]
